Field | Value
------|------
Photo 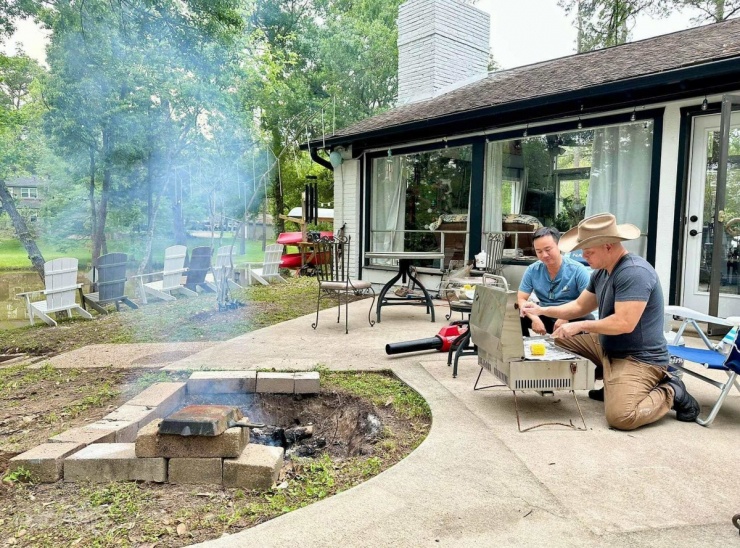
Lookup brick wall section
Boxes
[397,0,489,104]
[49,425,118,445]
[9,442,84,483]
[64,443,167,482]
[187,371,257,394]
[256,372,295,394]
[135,420,248,458]
[169,457,223,485]
[126,382,186,418]
[223,444,284,490]
[294,372,320,394]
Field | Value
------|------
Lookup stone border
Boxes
[9,371,319,488]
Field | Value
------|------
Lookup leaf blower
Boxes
[386,321,468,355]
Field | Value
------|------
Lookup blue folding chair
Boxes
[667,329,740,426]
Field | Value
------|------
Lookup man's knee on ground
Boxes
[605,407,643,431]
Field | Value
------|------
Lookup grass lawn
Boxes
[0,236,275,270]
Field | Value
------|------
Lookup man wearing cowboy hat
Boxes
[522,213,700,430]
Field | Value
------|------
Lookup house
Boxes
[4,176,43,217]
[305,0,740,319]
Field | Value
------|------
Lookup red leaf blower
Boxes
[386,321,468,355]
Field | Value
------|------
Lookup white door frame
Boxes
[682,111,740,317]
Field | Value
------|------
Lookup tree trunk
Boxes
[89,145,98,258]
[92,128,111,262]
[271,129,285,235]
[0,180,46,281]
[171,172,187,245]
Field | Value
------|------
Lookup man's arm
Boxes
[517,290,548,335]
[521,289,597,321]
[553,300,647,338]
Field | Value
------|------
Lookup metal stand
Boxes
[513,390,588,432]
[473,367,506,391]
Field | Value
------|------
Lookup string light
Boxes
[630,108,637,122]
[523,124,528,138]
[701,97,708,111]
[577,116,583,129]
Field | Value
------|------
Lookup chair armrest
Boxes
[16,290,43,298]
[130,271,164,280]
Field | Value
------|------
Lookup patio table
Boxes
[365,251,445,323]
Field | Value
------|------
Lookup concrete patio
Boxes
[153,298,740,547]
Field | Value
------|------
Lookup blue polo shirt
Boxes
[519,256,590,306]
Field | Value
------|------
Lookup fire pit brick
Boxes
[294,372,320,394]
[85,419,140,443]
[187,371,257,394]
[135,420,248,458]
[256,372,294,394]
[49,425,118,446]
[223,444,284,490]
[126,382,186,417]
[64,443,167,483]
[168,457,223,485]
[102,404,159,428]
[9,442,84,483]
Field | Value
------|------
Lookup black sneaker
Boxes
[588,387,604,401]
[665,376,700,422]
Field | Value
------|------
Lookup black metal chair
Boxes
[83,252,138,313]
[312,235,375,334]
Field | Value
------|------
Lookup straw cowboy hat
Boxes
[559,213,641,252]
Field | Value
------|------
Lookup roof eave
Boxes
[303,57,740,152]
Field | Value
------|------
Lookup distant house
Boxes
[4,176,43,217]
[306,0,740,318]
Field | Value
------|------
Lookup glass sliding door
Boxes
[369,145,473,267]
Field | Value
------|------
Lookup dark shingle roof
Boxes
[330,17,740,141]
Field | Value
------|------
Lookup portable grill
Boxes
[469,284,595,431]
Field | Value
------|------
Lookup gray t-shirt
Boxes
[587,254,669,365]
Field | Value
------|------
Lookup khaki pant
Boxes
[555,333,674,430]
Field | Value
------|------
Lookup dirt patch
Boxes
[0,368,430,547]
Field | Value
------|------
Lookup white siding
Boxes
[333,157,361,279]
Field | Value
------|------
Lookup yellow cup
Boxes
[530,342,546,356]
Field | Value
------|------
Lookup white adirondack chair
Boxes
[245,243,286,285]
[133,245,198,304]
[17,258,93,327]
[205,245,242,291]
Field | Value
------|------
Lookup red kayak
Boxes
[277,231,333,245]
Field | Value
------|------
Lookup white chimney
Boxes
[397,0,490,105]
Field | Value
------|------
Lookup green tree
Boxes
[0,51,47,279]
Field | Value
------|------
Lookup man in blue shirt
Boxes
[517,227,592,336]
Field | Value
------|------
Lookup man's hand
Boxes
[520,301,543,316]
[530,317,547,335]
[553,318,569,330]
[552,321,583,339]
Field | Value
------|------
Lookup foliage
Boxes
[2,465,34,484]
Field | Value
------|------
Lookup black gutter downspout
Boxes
[310,147,333,171]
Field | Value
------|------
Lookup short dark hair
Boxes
[533,226,561,243]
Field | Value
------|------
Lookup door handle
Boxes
[689,229,701,237]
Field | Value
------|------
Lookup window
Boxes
[20,187,38,199]
[369,145,472,265]
[484,120,653,256]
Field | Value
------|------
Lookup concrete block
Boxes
[126,382,186,417]
[64,443,167,483]
[187,371,257,394]
[223,444,284,490]
[86,420,140,443]
[256,372,294,394]
[135,420,248,458]
[168,458,222,485]
[9,442,84,483]
[103,404,158,428]
[49,425,117,445]
[294,372,320,394]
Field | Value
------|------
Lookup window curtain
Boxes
[585,123,653,256]
[482,142,504,244]
[372,155,406,256]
